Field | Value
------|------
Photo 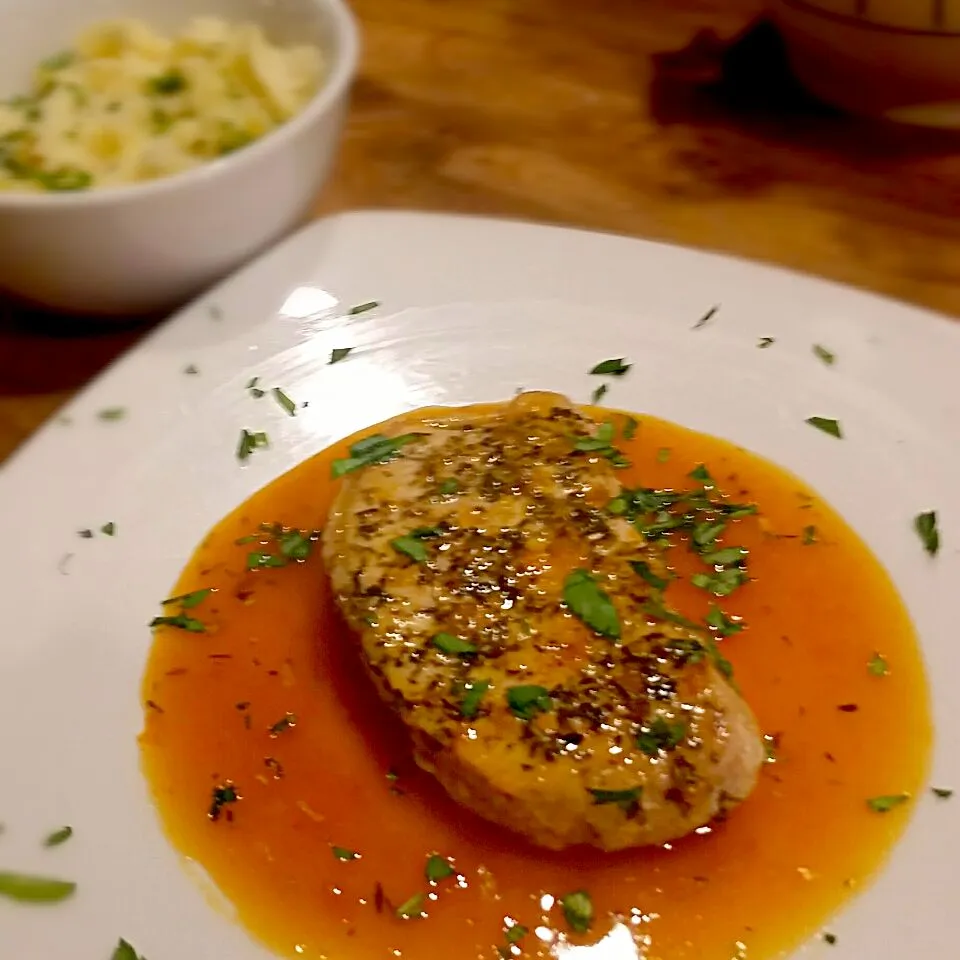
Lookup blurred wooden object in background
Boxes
[4,0,960,463]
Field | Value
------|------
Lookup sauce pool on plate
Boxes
[140,405,931,960]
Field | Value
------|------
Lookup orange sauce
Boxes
[140,407,931,960]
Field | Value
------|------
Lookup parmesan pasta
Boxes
[0,18,325,192]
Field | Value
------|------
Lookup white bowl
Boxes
[0,0,358,316]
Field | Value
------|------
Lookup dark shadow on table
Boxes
[647,19,960,215]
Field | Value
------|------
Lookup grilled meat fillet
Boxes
[322,392,765,851]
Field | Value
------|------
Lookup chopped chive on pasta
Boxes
[0,17,325,193]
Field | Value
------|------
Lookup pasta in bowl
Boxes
[0,18,326,192]
[0,0,357,316]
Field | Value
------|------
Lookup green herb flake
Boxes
[692,521,726,548]
[268,713,296,737]
[701,546,747,567]
[272,387,297,417]
[332,432,423,478]
[589,358,631,376]
[705,605,743,637]
[590,383,608,404]
[867,653,889,677]
[460,679,491,720]
[329,347,353,364]
[209,783,240,821]
[100,521,116,536]
[691,567,747,597]
[348,300,380,316]
[622,416,638,440]
[425,854,455,883]
[147,70,187,95]
[184,364,199,375]
[78,529,93,539]
[914,511,940,557]
[332,846,360,861]
[805,416,842,439]
[562,569,621,639]
[432,633,477,657]
[391,536,429,564]
[692,305,719,329]
[111,939,145,960]
[237,429,269,461]
[757,337,775,349]
[813,344,836,366]
[823,932,837,945]
[656,446,671,463]
[588,786,641,815]
[97,407,126,421]
[932,787,953,799]
[507,685,553,721]
[802,525,818,545]
[505,923,528,944]
[866,793,910,813]
[629,559,669,591]
[688,463,713,485]
[438,478,459,495]
[247,551,287,571]
[149,613,205,633]
[559,889,594,934]
[0,871,76,903]
[43,825,73,847]
[395,891,425,919]
[40,50,75,71]
[637,718,685,756]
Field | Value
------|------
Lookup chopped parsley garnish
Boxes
[246,376,265,398]
[209,783,239,821]
[914,511,940,556]
[100,521,116,536]
[272,387,297,416]
[247,551,287,570]
[867,653,889,677]
[559,889,594,934]
[278,529,313,560]
[866,793,909,813]
[823,932,837,945]
[332,433,423,478]
[692,304,719,329]
[237,429,269,461]
[691,521,725,548]
[391,535,430,563]
[705,605,742,637]
[506,685,553,720]
[432,633,477,656]
[505,924,528,944]
[97,407,126,421]
[460,679,491,719]
[184,364,199,375]
[637,719,685,756]
[691,566,747,597]
[147,70,187,95]
[43,825,73,847]
[802,525,818,545]
[757,336,775,348]
[395,892,425,919]
[268,713,296,736]
[0,871,76,903]
[563,569,621,639]
[701,546,747,567]
[629,560,669,591]
[112,939,145,960]
[805,416,842,438]
[329,347,352,364]
[78,529,93,538]
[623,416,638,440]
[932,787,954,799]
[813,344,836,366]
[589,787,641,815]
[425,854,455,883]
[348,300,380,316]
[332,846,360,861]
[149,613,205,632]
[573,420,615,451]
[438,478,459,495]
[656,446,671,463]
[688,463,713,485]
[591,383,608,404]
[590,358,631,376]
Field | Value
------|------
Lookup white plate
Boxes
[1,211,958,960]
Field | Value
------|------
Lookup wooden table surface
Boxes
[4,0,960,464]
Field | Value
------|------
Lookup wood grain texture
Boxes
[3,0,960,463]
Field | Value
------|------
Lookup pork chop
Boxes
[322,392,765,851]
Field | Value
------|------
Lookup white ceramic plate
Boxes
[1,211,958,960]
